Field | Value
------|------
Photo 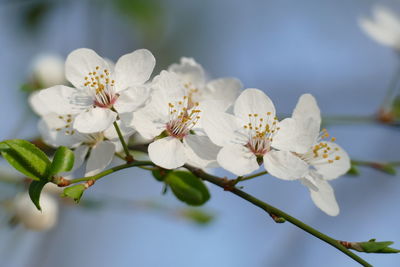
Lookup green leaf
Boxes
[62,184,86,203]
[181,208,214,225]
[360,240,400,253]
[49,146,74,177]
[0,139,51,181]
[165,171,210,206]
[29,181,47,211]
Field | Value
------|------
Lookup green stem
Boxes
[68,161,154,184]
[240,171,268,182]
[113,121,133,162]
[65,160,372,266]
[185,165,372,267]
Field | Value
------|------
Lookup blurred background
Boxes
[1,0,400,266]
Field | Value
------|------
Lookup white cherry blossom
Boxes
[131,71,220,169]
[168,57,242,111]
[13,192,58,231]
[203,88,301,177]
[31,48,155,133]
[38,113,134,176]
[359,5,400,50]
[270,94,351,216]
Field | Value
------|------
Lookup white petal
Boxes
[71,145,89,171]
[234,88,276,122]
[131,106,166,139]
[308,178,339,216]
[151,70,186,97]
[38,114,82,147]
[65,48,110,89]
[168,57,206,88]
[204,77,242,103]
[359,13,400,49]
[292,94,321,127]
[29,91,51,116]
[14,192,58,231]
[114,49,155,91]
[73,108,117,133]
[203,109,246,147]
[148,137,186,169]
[272,117,320,154]
[312,142,351,180]
[374,6,400,39]
[217,144,259,176]
[263,150,309,180]
[85,141,115,176]
[113,85,150,113]
[183,134,220,168]
[31,53,66,88]
[36,85,91,114]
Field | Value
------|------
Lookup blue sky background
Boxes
[0,0,400,266]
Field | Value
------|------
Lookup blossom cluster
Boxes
[30,48,351,216]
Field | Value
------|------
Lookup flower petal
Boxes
[38,114,82,147]
[292,94,321,127]
[71,145,89,171]
[131,106,166,139]
[374,6,400,38]
[36,85,91,115]
[234,88,276,122]
[114,49,155,91]
[204,78,242,103]
[85,141,116,176]
[203,109,246,147]
[113,85,150,113]
[148,137,186,169]
[217,144,259,176]
[29,91,51,116]
[272,117,320,154]
[308,178,339,216]
[168,57,206,88]
[183,134,220,168]
[312,142,351,180]
[73,108,117,133]
[264,150,309,180]
[65,48,110,89]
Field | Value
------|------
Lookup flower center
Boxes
[243,113,279,156]
[166,96,201,139]
[84,66,118,108]
[298,129,341,165]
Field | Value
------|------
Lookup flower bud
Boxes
[13,192,58,231]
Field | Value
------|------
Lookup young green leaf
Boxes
[49,146,74,177]
[165,171,210,206]
[0,139,51,181]
[62,184,86,203]
[29,181,48,211]
[360,240,400,253]
[181,208,214,225]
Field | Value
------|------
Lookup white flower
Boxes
[31,48,155,133]
[13,192,58,231]
[270,94,351,216]
[168,57,242,111]
[203,88,297,177]
[131,71,220,169]
[38,113,134,176]
[359,5,400,50]
[31,53,67,88]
